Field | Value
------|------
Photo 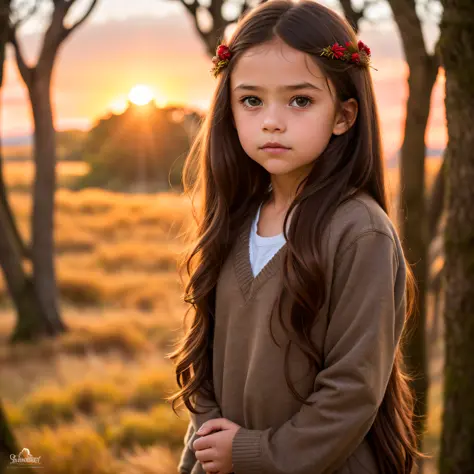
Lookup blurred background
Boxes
[0,0,471,473]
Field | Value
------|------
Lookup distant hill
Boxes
[3,134,33,147]
[3,131,444,169]
[2,130,88,161]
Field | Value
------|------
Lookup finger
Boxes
[193,435,211,452]
[201,460,219,473]
[195,447,215,463]
[197,418,226,435]
[198,426,222,437]
[194,431,219,451]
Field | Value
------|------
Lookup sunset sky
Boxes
[1,0,446,158]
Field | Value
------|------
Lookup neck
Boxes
[269,166,311,212]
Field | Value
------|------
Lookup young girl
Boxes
[167,1,421,473]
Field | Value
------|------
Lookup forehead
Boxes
[230,39,327,91]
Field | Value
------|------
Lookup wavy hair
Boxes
[167,1,422,472]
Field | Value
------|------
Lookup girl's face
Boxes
[230,38,357,182]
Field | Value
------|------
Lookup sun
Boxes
[128,85,155,106]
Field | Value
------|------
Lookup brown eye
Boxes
[291,96,313,108]
[241,96,262,108]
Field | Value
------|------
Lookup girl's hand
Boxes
[192,418,241,474]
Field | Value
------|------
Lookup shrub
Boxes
[23,388,75,426]
[17,422,118,474]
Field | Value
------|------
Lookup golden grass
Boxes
[17,421,120,474]
[0,184,194,309]
[0,306,190,473]
[117,445,182,474]
[2,144,32,160]
[3,160,89,189]
[0,158,445,473]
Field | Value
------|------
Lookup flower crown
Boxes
[210,39,375,77]
[319,40,376,70]
[211,44,232,78]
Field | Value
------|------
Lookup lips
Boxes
[261,141,290,149]
[260,141,291,154]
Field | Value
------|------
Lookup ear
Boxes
[332,98,358,136]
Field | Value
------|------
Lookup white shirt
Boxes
[249,201,287,278]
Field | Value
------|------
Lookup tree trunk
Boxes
[428,156,446,238]
[439,0,474,471]
[0,0,55,343]
[0,198,56,341]
[398,56,438,440]
[387,0,440,449]
[0,400,21,472]
[0,0,26,259]
[5,1,98,342]
[28,69,66,336]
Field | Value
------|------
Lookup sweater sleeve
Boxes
[189,390,223,434]
[178,421,198,473]
[179,392,223,473]
[231,230,406,474]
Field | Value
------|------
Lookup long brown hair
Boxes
[166,1,422,472]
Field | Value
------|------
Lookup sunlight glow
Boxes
[128,85,155,106]
[109,97,129,114]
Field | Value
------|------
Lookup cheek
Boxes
[297,113,335,142]
[233,113,257,150]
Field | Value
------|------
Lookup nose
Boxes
[261,105,286,133]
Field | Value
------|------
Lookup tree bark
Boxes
[439,0,474,471]
[428,154,446,239]
[398,55,438,440]
[387,0,440,445]
[1,0,59,342]
[4,0,98,341]
[0,191,56,341]
[0,400,22,472]
[0,0,28,259]
[28,65,66,337]
[178,0,266,56]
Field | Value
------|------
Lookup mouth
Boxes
[260,142,291,154]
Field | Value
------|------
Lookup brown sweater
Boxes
[178,192,407,474]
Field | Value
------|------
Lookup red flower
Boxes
[216,45,231,61]
[357,40,371,56]
[351,52,360,64]
[331,43,346,59]
[345,41,353,49]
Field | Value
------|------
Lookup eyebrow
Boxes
[233,82,323,92]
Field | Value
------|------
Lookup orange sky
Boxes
[1,2,446,159]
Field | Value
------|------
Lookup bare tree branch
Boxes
[388,0,429,65]
[339,0,379,33]
[8,26,32,84]
[175,0,269,56]
[37,0,98,66]
[339,0,364,33]
[62,0,98,41]
[10,0,39,29]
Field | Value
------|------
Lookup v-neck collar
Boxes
[233,211,287,302]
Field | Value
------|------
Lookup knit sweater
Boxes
[178,191,407,474]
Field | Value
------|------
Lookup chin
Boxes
[261,161,299,175]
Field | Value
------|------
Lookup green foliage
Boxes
[77,104,202,191]
[57,130,88,161]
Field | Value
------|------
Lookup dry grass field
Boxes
[0,157,444,473]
